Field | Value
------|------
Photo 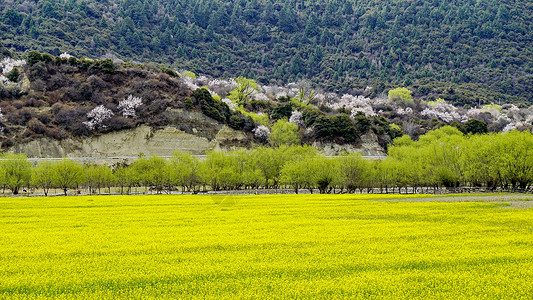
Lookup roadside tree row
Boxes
[2,127,533,195]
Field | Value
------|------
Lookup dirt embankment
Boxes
[9,108,386,158]
[9,108,251,158]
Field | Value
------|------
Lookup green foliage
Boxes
[338,154,370,192]
[193,87,231,123]
[169,151,201,192]
[129,156,170,193]
[31,161,55,196]
[7,128,533,194]
[84,164,114,194]
[388,87,413,103]
[182,71,196,79]
[51,159,84,195]
[26,50,42,66]
[0,0,529,104]
[0,153,31,194]
[184,97,194,109]
[352,112,372,134]
[312,156,339,194]
[6,67,20,82]
[95,58,116,74]
[269,119,300,146]
[161,67,179,77]
[228,77,260,106]
[314,114,358,143]
[235,107,269,126]
[301,107,325,127]
[464,119,488,135]
[270,103,293,121]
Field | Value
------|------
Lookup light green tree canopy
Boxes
[32,160,55,196]
[228,77,260,105]
[0,153,32,195]
[388,87,413,102]
[269,119,301,146]
[52,159,84,195]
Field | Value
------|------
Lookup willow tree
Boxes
[0,153,32,195]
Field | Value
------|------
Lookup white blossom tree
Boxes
[289,111,304,127]
[221,98,237,112]
[59,53,72,59]
[0,58,26,74]
[118,95,143,117]
[253,125,271,141]
[420,98,461,123]
[208,78,236,97]
[83,105,114,130]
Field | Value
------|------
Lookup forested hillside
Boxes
[0,0,531,106]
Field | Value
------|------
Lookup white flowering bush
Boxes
[0,75,8,84]
[420,99,461,123]
[253,92,269,102]
[466,104,511,125]
[502,122,518,133]
[397,107,413,115]
[326,94,377,117]
[222,98,237,112]
[118,95,143,117]
[289,111,304,127]
[83,105,114,130]
[468,104,501,119]
[195,75,210,86]
[501,104,522,121]
[253,125,271,140]
[351,106,377,118]
[0,108,5,123]
[327,94,367,110]
[182,77,199,91]
[0,58,26,74]
[59,53,72,59]
[208,78,236,97]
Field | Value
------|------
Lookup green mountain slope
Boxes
[0,0,532,105]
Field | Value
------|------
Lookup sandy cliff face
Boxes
[9,108,251,158]
[10,124,250,158]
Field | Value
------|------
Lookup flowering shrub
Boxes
[397,107,413,115]
[253,92,269,102]
[118,95,142,118]
[182,77,199,91]
[289,111,304,127]
[208,78,236,97]
[325,94,377,117]
[253,125,270,140]
[0,58,26,74]
[420,99,461,123]
[221,98,237,112]
[59,53,72,59]
[83,105,114,130]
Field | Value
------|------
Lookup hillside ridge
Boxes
[1,0,531,105]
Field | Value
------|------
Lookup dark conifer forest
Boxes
[1,0,532,106]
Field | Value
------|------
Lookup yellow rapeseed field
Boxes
[1,193,532,299]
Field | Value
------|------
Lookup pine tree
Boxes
[304,12,319,38]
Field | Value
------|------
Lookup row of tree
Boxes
[2,127,533,196]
